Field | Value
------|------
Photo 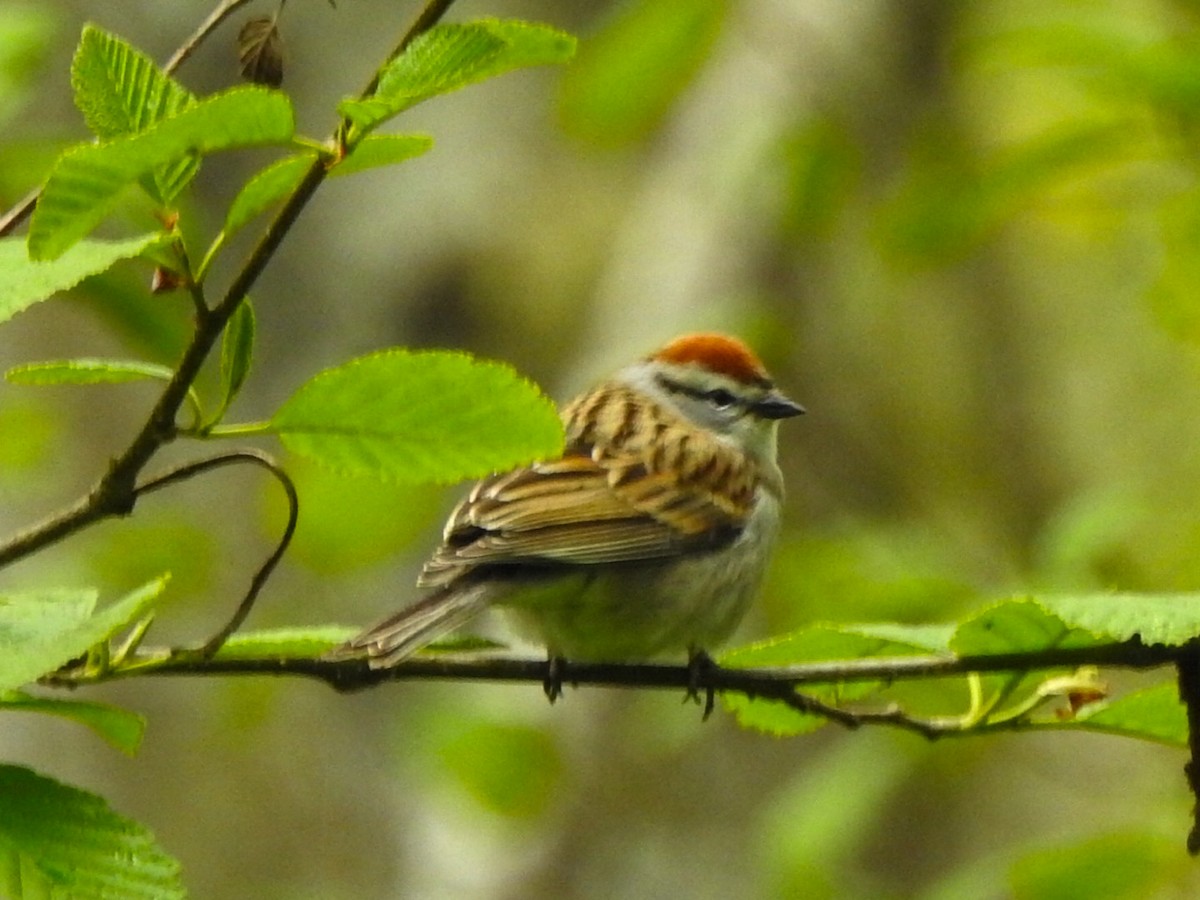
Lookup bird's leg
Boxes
[686,648,718,720]
[543,654,567,703]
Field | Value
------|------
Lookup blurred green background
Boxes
[4,0,1200,896]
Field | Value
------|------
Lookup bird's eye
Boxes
[705,389,738,410]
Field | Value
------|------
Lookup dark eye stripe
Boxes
[656,374,746,411]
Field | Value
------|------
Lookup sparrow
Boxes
[337,333,803,691]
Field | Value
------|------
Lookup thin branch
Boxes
[164,0,259,73]
[131,449,299,657]
[72,637,1178,692]
[0,0,459,569]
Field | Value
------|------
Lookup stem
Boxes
[0,0,459,569]
[75,638,1178,696]
[132,449,299,657]
[163,0,258,73]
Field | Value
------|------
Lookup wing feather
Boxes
[418,382,760,587]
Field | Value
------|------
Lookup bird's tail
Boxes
[331,583,491,668]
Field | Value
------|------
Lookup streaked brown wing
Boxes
[418,384,759,587]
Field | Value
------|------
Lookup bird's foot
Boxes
[543,655,567,703]
[685,649,718,721]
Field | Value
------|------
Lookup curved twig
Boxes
[134,448,298,657]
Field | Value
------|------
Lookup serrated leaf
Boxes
[950,598,1104,656]
[269,349,563,483]
[1039,592,1200,646]
[721,625,934,736]
[0,691,145,756]
[0,765,185,899]
[71,25,195,139]
[6,357,176,386]
[339,18,575,134]
[219,300,256,413]
[215,626,357,659]
[222,135,431,240]
[0,577,169,693]
[1070,682,1187,746]
[0,233,166,325]
[70,25,199,202]
[31,86,294,260]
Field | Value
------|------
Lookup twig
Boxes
[0,0,459,568]
[131,449,299,657]
[78,637,1178,689]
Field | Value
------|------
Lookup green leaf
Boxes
[336,133,434,175]
[0,765,185,899]
[269,349,563,483]
[214,626,356,659]
[222,135,432,240]
[70,24,198,202]
[339,19,576,134]
[1071,682,1187,747]
[71,25,195,139]
[0,233,166,325]
[30,86,294,260]
[559,0,728,146]
[1039,592,1200,646]
[5,357,176,386]
[223,153,313,239]
[0,691,145,756]
[950,598,1103,656]
[5,358,203,424]
[721,625,935,736]
[0,577,169,693]
[219,300,256,414]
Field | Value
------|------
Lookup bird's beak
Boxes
[754,390,806,419]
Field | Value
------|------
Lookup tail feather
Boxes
[338,584,491,668]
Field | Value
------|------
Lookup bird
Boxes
[336,332,803,696]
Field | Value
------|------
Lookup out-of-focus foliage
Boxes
[4,0,1200,898]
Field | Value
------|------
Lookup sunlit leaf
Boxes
[0,233,166,324]
[70,24,198,201]
[950,598,1103,656]
[1039,592,1200,646]
[0,577,169,693]
[339,19,575,134]
[721,625,935,736]
[0,691,145,756]
[30,86,294,260]
[1070,682,1187,747]
[0,765,184,899]
[222,135,431,239]
[269,349,563,483]
[6,357,176,386]
[214,626,356,659]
